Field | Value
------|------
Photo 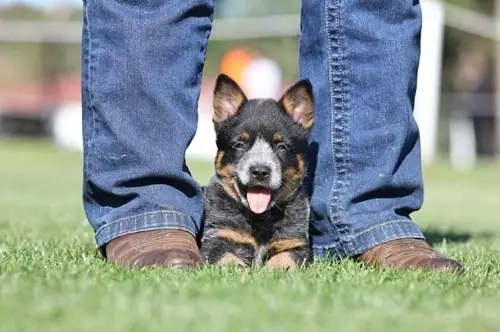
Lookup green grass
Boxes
[1,139,500,332]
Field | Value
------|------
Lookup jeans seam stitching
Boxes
[325,0,349,233]
[325,0,338,227]
[83,2,97,174]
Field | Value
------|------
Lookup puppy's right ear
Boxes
[213,74,247,124]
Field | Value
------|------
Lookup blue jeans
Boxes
[82,0,425,259]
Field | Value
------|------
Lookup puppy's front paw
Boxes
[216,252,248,268]
[265,252,297,271]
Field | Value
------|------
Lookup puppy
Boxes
[200,74,314,270]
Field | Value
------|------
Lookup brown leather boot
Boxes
[359,238,463,273]
[105,229,204,269]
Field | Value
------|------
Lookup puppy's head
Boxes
[212,74,314,214]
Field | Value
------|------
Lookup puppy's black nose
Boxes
[250,165,271,181]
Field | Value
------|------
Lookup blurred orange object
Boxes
[220,48,253,86]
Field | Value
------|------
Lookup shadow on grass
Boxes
[423,228,494,246]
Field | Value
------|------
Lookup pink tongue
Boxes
[246,188,271,214]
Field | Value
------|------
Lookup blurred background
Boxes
[0,0,499,170]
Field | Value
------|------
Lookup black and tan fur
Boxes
[200,74,315,270]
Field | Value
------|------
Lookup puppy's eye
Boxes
[276,143,288,152]
[232,141,247,151]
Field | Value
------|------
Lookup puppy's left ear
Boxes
[279,79,314,131]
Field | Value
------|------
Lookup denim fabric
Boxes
[300,0,425,259]
[82,0,214,247]
[82,0,425,256]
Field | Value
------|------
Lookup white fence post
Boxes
[414,0,445,166]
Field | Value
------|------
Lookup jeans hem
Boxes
[313,220,425,259]
[94,210,198,248]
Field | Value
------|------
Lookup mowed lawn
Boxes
[1,139,499,332]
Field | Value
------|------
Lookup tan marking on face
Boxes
[276,154,306,202]
[215,151,235,178]
[268,238,307,254]
[216,253,247,267]
[289,154,305,181]
[239,131,250,141]
[215,150,224,169]
[265,252,297,271]
[216,229,257,249]
[215,150,240,201]
[221,182,240,201]
[272,132,283,142]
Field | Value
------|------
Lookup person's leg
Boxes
[81,0,214,267]
[300,0,462,271]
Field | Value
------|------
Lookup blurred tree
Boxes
[439,0,496,155]
[209,0,301,81]
[447,0,492,12]
[0,4,81,90]
[0,0,497,92]
[442,0,495,91]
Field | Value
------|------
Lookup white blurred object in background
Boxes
[449,115,477,171]
[186,107,218,160]
[51,102,83,151]
[414,0,445,166]
[242,57,282,99]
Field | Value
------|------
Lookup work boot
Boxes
[106,229,204,269]
[359,238,463,273]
